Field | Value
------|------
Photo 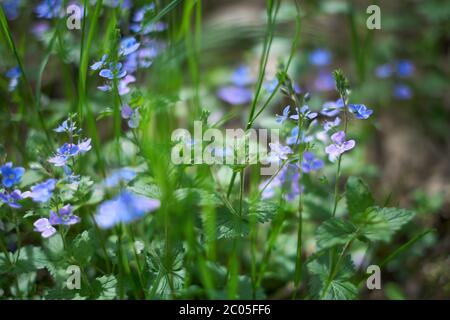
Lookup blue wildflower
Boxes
[325,131,355,162]
[396,60,414,78]
[290,105,318,121]
[23,179,57,203]
[54,118,78,134]
[35,0,62,19]
[314,70,335,91]
[33,218,57,238]
[276,106,290,124]
[309,48,332,66]
[132,4,155,23]
[0,190,24,209]
[217,86,252,105]
[268,142,293,161]
[90,54,108,71]
[95,190,160,229]
[5,66,21,92]
[393,84,412,100]
[321,98,344,117]
[323,117,341,132]
[286,127,313,145]
[121,105,140,128]
[301,151,324,173]
[104,168,137,188]
[2,0,20,20]
[264,78,279,93]
[348,104,373,119]
[1,162,25,188]
[99,62,127,80]
[49,205,80,226]
[375,63,393,78]
[119,37,140,56]
[232,65,253,86]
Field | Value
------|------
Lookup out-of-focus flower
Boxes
[323,117,341,132]
[264,78,278,93]
[276,106,290,124]
[95,190,160,229]
[217,86,252,105]
[301,151,324,173]
[54,119,78,134]
[314,70,335,91]
[309,48,332,66]
[104,168,137,188]
[290,105,318,121]
[1,162,25,188]
[268,142,293,161]
[0,190,24,209]
[35,0,62,19]
[2,0,20,20]
[232,65,253,86]
[396,60,414,78]
[132,4,155,23]
[348,104,373,120]
[121,105,140,128]
[48,139,91,167]
[23,179,57,203]
[393,83,412,100]
[119,37,140,56]
[5,66,21,92]
[33,218,57,238]
[49,205,80,225]
[375,63,393,78]
[325,131,355,161]
[31,22,50,39]
[90,54,108,71]
[286,127,313,145]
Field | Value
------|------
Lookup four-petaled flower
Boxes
[348,104,373,120]
[0,190,24,209]
[276,106,290,124]
[325,131,356,162]
[321,98,344,117]
[95,190,160,229]
[119,37,140,56]
[33,218,57,238]
[90,54,108,71]
[23,179,57,203]
[1,162,25,188]
[301,151,324,173]
[99,62,127,80]
[290,105,318,121]
[49,205,80,226]
[269,142,293,161]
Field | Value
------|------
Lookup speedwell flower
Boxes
[49,205,80,226]
[348,104,373,120]
[325,131,355,162]
[1,162,25,188]
[33,218,56,238]
[23,179,57,203]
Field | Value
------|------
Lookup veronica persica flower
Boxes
[0,190,24,209]
[49,205,80,226]
[232,65,253,86]
[269,142,293,161]
[290,105,318,121]
[90,54,108,71]
[54,119,78,134]
[301,152,324,173]
[348,104,373,120]
[23,179,57,203]
[5,66,21,92]
[276,106,290,124]
[375,63,393,78]
[1,162,25,188]
[99,62,127,80]
[321,98,344,117]
[325,131,355,162]
[323,117,341,132]
[35,0,62,19]
[217,86,252,105]
[119,37,140,56]
[33,218,56,238]
[95,190,160,229]
[396,60,414,78]
[309,48,332,66]
[393,84,412,100]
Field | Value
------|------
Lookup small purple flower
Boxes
[54,119,78,134]
[393,84,412,100]
[33,218,57,238]
[264,78,279,93]
[0,190,23,209]
[99,62,127,80]
[49,205,80,226]
[325,131,355,161]
[286,127,313,145]
[232,65,253,86]
[269,142,293,161]
[1,162,25,188]
[348,104,373,119]
[301,151,324,173]
[118,75,136,95]
[276,106,290,124]
[309,48,332,66]
[90,54,108,71]
[314,70,335,91]
[104,168,137,188]
[2,0,20,20]
[323,117,341,132]
[321,98,344,117]
[23,179,57,203]
[290,105,318,121]
[119,37,140,56]
[78,138,92,153]
[5,66,21,92]
[375,63,393,78]
[132,4,155,23]
[396,60,414,78]
[35,0,62,19]
[121,105,140,128]
[95,190,160,229]
[217,86,253,105]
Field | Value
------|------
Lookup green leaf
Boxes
[44,234,65,262]
[356,207,416,242]
[92,275,117,300]
[216,208,249,240]
[308,253,357,300]
[71,231,94,266]
[247,200,277,223]
[316,218,357,249]
[346,176,375,216]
